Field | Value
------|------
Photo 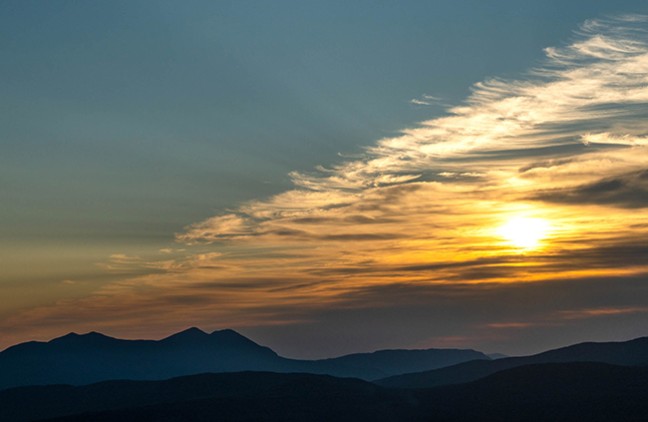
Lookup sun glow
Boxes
[497,217,551,250]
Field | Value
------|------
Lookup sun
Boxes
[497,216,551,250]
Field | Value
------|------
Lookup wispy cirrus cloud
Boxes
[409,94,444,106]
[180,15,648,247]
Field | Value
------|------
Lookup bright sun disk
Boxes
[497,216,551,249]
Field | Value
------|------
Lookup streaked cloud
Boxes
[535,168,648,208]
[558,306,648,319]
[410,94,444,106]
[180,15,648,247]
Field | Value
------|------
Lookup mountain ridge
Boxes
[0,328,487,390]
[377,335,648,388]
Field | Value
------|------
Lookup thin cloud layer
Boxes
[181,15,648,243]
[535,168,648,208]
[3,16,648,356]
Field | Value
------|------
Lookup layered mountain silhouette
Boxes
[377,336,648,388]
[313,348,487,379]
[0,328,486,390]
[2,331,648,420]
[2,363,648,421]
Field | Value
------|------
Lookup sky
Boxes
[2,0,648,358]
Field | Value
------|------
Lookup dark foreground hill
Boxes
[421,362,648,421]
[0,372,410,422]
[378,336,648,388]
[2,363,648,421]
[0,328,486,390]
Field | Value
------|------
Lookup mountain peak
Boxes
[161,327,209,342]
[208,329,277,355]
[51,331,112,342]
[209,329,254,344]
[210,328,243,337]
[54,331,108,340]
[178,327,208,336]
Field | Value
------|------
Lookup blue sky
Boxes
[2,1,648,357]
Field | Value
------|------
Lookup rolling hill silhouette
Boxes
[0,372,402,422]
[377,336,648,388]
[313,348,487,379]
[2,363,648,421]
[0,328,486,390]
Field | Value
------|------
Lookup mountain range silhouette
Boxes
[2,329,648,421]
[0,327,485,390]
[378,336,648,388]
